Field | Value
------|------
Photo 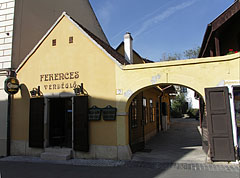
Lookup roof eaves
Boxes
[198,24,212,57]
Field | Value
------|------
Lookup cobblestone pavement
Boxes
[0,156,239,173]
[0,118,239,173]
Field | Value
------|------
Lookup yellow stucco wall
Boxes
[12,16,117,146]
[10,13,240,156]
[115,53,240,146]
[116,53,240,107]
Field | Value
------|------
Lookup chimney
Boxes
[124,32,133,64]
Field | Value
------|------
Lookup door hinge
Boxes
[228,93,232,99]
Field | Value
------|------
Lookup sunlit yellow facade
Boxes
[11,13,240,160]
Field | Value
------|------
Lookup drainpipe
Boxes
[159,92,163,131]
[7,94,11,156]
[6,70,15,156]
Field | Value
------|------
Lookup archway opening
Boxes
[127,83,207,163]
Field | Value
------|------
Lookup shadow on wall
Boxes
[9,85,206,178]
[0,97,8,157]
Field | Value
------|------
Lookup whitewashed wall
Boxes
[0,0,14,69]
[0,74,8,156]
[0,0,14,156]
[185,88,199,109]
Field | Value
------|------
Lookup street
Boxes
[0,161,239,178]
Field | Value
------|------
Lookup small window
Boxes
[143,98,148,125]
[69,36,73,44]
[180,87,187,93]
[149,99,154,122]
[52,39,56,46]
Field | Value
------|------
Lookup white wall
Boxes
[0,74,8,156]
[0,0,14,69]
[185,88,199,109]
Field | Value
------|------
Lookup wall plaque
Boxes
[88,106,101,121]
[102,105,117,121]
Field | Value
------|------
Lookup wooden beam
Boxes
[210,49,214,57]
[215,36,220,56]
[212,2,240,31]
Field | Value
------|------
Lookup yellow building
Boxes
[11,12,172,160]
[116,41,173,152]
[9,12,240,161]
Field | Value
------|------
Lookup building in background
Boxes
[199,0,240,57]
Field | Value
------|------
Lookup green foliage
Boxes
[183,46,200,59]
[161,52,182,61]
[187,108,199,119]
[170,94,188,118]
[160,46,200,61]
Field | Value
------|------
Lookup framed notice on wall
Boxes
[102,105,117,121]
[88,106,101,121]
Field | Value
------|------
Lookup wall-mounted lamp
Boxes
[73,83,84,95]
[30,86,41,97]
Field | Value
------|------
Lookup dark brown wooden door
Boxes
[200,98,209,154]
[73,96,89,152]
[29,98,44,148]
[129,93,145,153]
[205,87,235,161]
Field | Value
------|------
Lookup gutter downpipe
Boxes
[6,70,15,156]
[7,94,11,156]
[159,92,163,131]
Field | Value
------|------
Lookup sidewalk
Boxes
[0,118,239,172]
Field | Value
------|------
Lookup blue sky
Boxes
[89,0,234,61]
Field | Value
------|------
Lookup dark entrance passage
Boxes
[49,98,72,148]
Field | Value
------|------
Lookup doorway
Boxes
[49,97,72,148]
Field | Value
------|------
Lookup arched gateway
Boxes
[115,53,240,161]
[10,13,240,162]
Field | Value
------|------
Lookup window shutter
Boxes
[73,96,89,152]
[29,98,44,148]
[205,87,235,161]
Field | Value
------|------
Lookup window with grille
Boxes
[131,99,137,128]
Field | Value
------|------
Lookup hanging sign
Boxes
[4,77,20,95]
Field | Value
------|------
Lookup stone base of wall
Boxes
[75,145,132,160]
[0,139,7,156]
[10,140,132,160]
[11,140,43,156]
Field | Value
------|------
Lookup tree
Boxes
[161,52,182,61]
[183,46,200,59]
[171,93,188,118]
[160,46,200,61]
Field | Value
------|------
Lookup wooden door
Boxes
[205,87,235,161]
[129,93,145,153]
[29,98,44,148]
[73,96,89,152]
